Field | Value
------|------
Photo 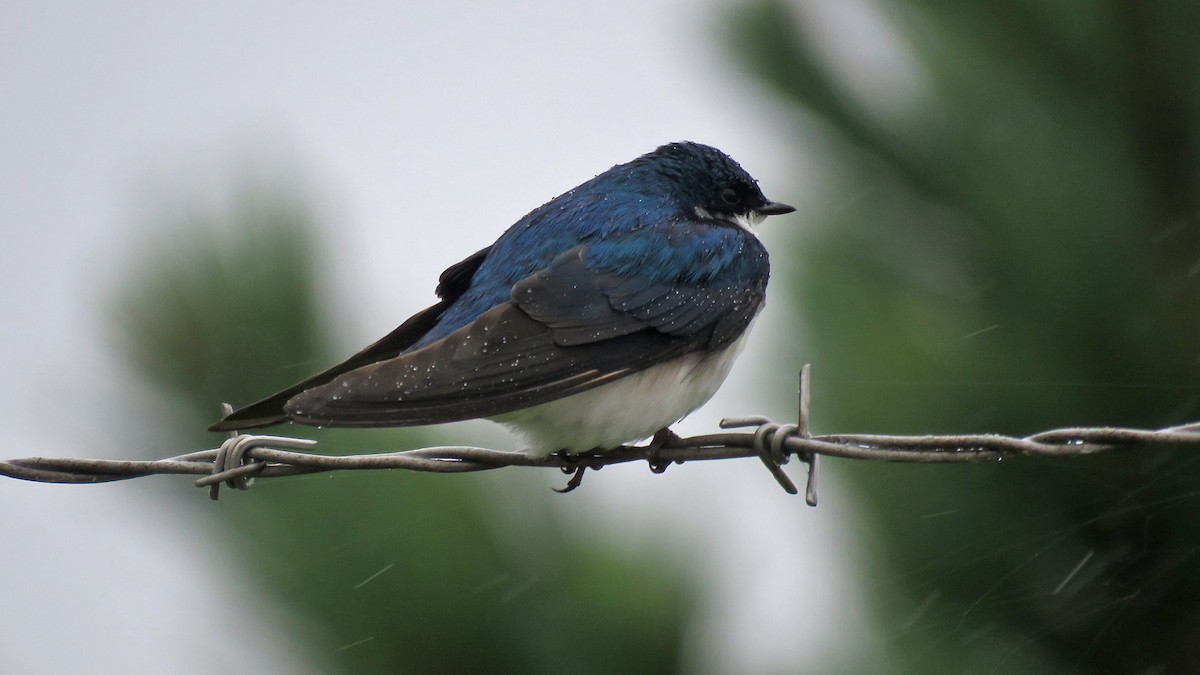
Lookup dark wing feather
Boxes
[208,300,452,430]
[520,248,764,347]
[281,302,693,426]
[436,245,491,299]
[510,248,648,345]
[278,246,764,427]
[208,246,493,431]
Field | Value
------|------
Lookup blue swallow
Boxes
[211,142,794,455]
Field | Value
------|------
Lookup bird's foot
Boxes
[550,449,605,493]
[553,465,588,493]
[646,427,682,474]
[649,427,681,448]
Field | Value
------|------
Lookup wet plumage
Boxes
[210,141,793,454]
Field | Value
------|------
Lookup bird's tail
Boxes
[208,393,294,432]
[208,299,455,433]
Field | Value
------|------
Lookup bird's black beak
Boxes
[756,200,796,216]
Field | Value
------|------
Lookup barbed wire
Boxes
[3,366,1198,506]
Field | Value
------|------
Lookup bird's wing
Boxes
[279,244,764,427]
[435,245,492,299]
[209,246,493,431]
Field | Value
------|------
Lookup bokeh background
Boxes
[3,1,1199,673]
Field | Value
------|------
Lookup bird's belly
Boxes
[491,330,752,456]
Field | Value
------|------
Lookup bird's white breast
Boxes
[491,324,755,456]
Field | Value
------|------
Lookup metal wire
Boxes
[3,365,1198,505]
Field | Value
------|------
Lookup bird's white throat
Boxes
[693,207,767,234]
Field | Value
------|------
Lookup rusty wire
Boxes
[3,366,1198,506]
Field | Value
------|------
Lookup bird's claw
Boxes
[646,427,681,474]
[553,465,588,493]
[550,449,605,493]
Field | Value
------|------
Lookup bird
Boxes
[210,141,794,458]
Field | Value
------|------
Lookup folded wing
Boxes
[208,246,492,431]
[281,245,764,427]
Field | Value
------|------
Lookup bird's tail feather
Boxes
[207,299,453,432]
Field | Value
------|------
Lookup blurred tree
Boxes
[113,184,691,673]
[728,1,1200,673]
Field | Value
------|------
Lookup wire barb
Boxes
[3,366,1199,504]
[202,433,320,500]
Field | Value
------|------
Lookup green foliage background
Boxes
[112,1,1200,672]
[726,1,1200,672]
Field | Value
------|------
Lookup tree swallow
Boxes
[210,141,794,455]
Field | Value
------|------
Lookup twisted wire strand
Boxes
[3,366,1198,504]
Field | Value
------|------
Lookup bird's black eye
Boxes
[719,187,740,206]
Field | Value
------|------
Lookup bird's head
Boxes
[639,141,795,230]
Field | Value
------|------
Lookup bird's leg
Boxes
[646,427,682,474]
[650,427,681,447]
